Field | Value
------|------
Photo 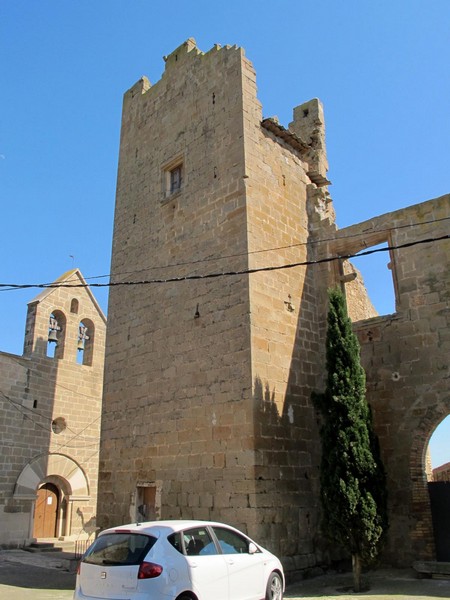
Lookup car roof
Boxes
[101,519,238,536]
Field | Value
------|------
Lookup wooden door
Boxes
[136,486,156,521]
[34,483,59,538]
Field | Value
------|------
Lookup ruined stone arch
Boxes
[409,402,450,559]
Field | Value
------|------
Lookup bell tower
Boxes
[23,269,104,365]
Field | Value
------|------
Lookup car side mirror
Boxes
[248,542,258,555]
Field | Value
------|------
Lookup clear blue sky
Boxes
[1,1,448,465]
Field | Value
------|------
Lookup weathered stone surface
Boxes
[99,38,449,574]
[333,195,450,564]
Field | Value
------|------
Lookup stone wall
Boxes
[328,194,450,565]
[244,93,326,562]
[433,462,450,482]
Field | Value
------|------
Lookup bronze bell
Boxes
[48,329,58,343]
[78,325,89,351]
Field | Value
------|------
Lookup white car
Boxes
[74,519,284,600]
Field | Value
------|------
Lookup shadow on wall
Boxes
[249,242,332,564]
[76,507,98,537]
[251,375,322,561]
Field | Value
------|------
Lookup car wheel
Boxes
[266,571,283,600]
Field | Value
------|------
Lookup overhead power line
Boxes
[0,232,448,291]
[72,214,450,284]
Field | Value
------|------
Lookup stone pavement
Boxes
[285,567,450,599]
[0,549,76,599]
[0,548,449,599]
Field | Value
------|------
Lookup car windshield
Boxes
[83,532,157,566]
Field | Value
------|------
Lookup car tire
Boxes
[176,596,192,600]
[266,571,283,600]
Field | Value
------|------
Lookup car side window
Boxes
[183,527,217,556]
[212,526,255,554]
[167,532,183,554]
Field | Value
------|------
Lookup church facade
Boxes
[0,269,106,548]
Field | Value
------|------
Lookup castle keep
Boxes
[98,39,450,573]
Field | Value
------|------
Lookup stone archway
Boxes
[14,453,90,499]
[426,414,450,561]
[409,406,450,560]
[14,453,90,539]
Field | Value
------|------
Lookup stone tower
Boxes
[99,39,450,571]
[98,39,351,573]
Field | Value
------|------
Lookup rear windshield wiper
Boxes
[84,558,124,566]
[100,559,125,565]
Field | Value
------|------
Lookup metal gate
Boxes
[428,481,450,561]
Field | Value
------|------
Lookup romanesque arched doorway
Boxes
[33,482,59,538]
[14,453,90,540]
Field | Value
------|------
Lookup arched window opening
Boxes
[70,298,79,314]
[77,319,94,366]
[47,311,66,359]
[427,415,450,481]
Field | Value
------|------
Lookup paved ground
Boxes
[0,549,76,599]
[0,548,448,599]
[285,567,450,599]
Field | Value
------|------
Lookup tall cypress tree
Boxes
[313,287,388,591]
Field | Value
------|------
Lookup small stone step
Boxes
[25,542,62,553]
[413,561,450,579]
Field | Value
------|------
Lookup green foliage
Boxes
[313,287,388,564]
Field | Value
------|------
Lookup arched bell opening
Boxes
[77,318,95,366]
[47,310,67,359]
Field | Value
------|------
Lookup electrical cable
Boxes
[0,232,447,290]
[0,215,448,293]
[75,214,450,283]
[0,390,100,450]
